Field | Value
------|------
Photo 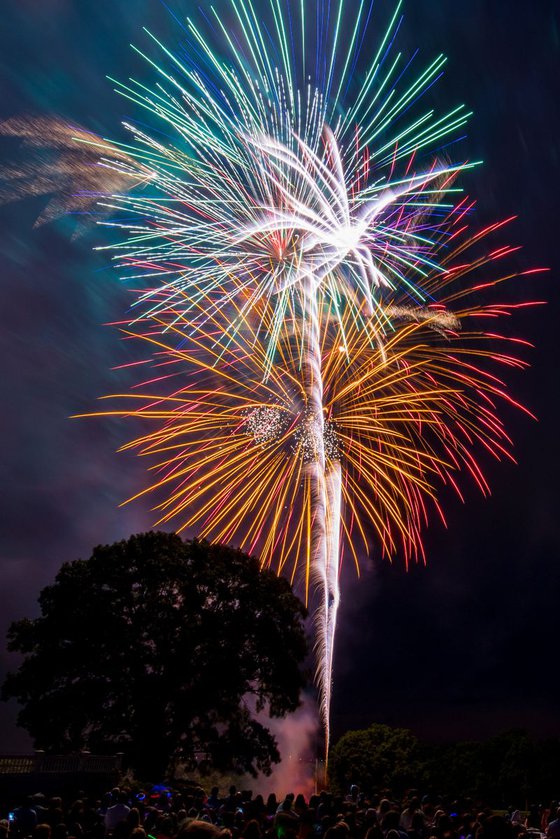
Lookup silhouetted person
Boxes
[15,799,38,837]
[105,795,130,833]
[546,809,560,839]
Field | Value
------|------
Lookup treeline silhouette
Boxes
[330,724,560,805]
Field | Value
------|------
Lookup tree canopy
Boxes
[329,723,421,795]
[2,532,308,780]
[330,723,560,805]
[424,729,560,805]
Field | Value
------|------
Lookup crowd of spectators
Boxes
[2,785,560,839]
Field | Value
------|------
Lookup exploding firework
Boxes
[83,217,542,751]
[72,0,542,756]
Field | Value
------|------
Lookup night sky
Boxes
[1,1,559,753]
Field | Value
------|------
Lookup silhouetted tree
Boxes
[329,723,422,795]
[2,532,307,780]
[425,729,558,806]
[334,723,560,805]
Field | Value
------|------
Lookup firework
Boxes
[0,116,154,234]
[74,1,541,756]
[83,218,541,751]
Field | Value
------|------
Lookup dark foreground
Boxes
[1,785,559,839]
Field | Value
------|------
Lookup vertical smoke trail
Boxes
[301,275,342,760]
[323,458,342,756]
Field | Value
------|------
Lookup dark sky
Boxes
[1,0,559,753]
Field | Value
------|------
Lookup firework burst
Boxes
[83,215,541,750]
[70,0,543,756]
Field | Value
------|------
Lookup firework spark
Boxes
[71,1,541,757]
[82,216,541,751]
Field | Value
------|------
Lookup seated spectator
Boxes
[377,803,393,826]
[15,798,38,836]
[407,813,426,839]
[126,809,141,833]
[277,797,296,817]
[401,801,422,833]
[51,824,68,839]
[381,811,407,839]
[546,808,560,839]
[294,797,307,818]
[346,789,359,806]
[105,795,130,833]
[178,821,223,839]
[32,796,48,825]
[242,819,261,839]
[476,816,512,839]
[34,825,52,839]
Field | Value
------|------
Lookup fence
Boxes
[0,753,123,803]
[0,753,122,775]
